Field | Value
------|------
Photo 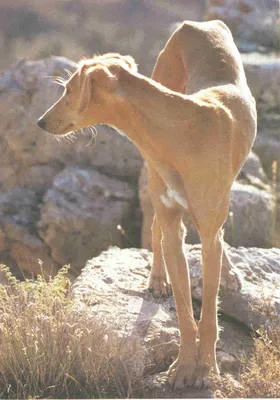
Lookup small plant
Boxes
[213,292,280,398]
[0,264,139,399]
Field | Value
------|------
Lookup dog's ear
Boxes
[78,64,91,113]
[78,64,118,113]
[88,65,118,91]
[121,55,138,73]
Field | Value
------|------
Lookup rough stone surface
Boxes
[0,187,58,278]
[73,244,280,331]
[38,167,136,273]
[72,246,270,395]
[253,113,280,179]
[139,156,274,250]
[240,55,280,178]
[187,244,280,329]
[224,181,275,248]
[243,56,280,115]
[241,150,268,183]
[206,0,280,51]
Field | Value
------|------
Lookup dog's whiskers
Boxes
[54,77,67,87]
[65,69,74,79]
[85,126,97,147]
[54,136,62,144]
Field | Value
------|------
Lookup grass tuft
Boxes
[213,295,280,398]
[0,264,140,399]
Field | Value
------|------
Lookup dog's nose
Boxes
[37,117,47,130]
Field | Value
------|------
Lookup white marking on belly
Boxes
[160,192,175,208]
[160,189,188,210]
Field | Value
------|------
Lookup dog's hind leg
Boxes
[148,213,172,297]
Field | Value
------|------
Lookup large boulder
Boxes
[243,55,280,115]
[224,181,275,248]
[38,167,137,273]
[72,244,280,394]
[73,245,280,330]
[0,188,57,278]
[253,112,280,179]
[139,154,274,249]
[187,244,280,329]
[206,0,280,52]
[240,55,280,178]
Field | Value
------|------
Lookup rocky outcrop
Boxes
[0,187,58,278]
[242,55,280,178]
[139,152,275,250]
[0,57,143,277]
[72,245,280,394]
[224,181,275,248]
[243,55,280,115]
[38,167,136,273]
[206,0,280,52]
[187,244,280,329]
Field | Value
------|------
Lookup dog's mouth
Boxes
[55,122,75,136]
[63,122,75,133]
[37,117,75,135]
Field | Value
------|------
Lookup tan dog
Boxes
[38,21,256,389]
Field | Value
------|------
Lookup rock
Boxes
[187,244,280,330]
[77,245,280,331]
[72,246,259,395]
[0,188,57,278]
[253,119,280,180]
[206,0,280,51]
[240,56,280,178]
[242,56,280,115]
[224,181,275,248]
[241,151,268,183]
[139,159,274,249]
[216,351,239,374]
[38,167,136,273]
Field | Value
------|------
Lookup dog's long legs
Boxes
[148,166,198,388]
[194,192,231,387]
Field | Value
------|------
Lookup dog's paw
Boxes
[167,347,197,389]
[148,274,172,297]
[194,346,220,389]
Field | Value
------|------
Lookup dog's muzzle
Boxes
[37,117,47,130]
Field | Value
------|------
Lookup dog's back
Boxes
[153,20,248,93]
[152,20,257,177]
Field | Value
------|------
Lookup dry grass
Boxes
[214,294,280,398]
[0,264,141,399]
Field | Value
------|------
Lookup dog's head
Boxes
[37,53,137,135]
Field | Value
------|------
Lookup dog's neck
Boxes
[107,68,194,156]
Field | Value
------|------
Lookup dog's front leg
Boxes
[195,228,224,388]
[159,210,198,389]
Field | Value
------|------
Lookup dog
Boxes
[38,20,256,389]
